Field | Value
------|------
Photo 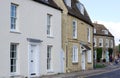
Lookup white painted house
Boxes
[0,0,64,77]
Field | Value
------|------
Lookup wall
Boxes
[0,0,62,77]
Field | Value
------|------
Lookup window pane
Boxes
[11,4,17,30]
[11,66,14,72]
[10,43,17,73]
[72,46,78,63]
[47,46,52,70]
[47,14,51,35]
[73,21,77,38]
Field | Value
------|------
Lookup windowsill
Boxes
[47,35,54,38]
[10,72,20,77]
[73,38,77,40]
[10,30,21,34]
[72,61,78,64]
[47,69,54,73]
[88,62,92,64]
[88,42,91,44]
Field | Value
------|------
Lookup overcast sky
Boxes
[80,0,120,45]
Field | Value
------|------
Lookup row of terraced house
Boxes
[0,0,115,78]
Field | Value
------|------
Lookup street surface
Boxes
[86,68,120,78]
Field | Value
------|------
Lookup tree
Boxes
[97,48,102,62]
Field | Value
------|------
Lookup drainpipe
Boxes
[93,26,96,69]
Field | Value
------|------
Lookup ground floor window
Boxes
[10,43,18,73]
[72,45,78,63]
[47,45,52,70]
[87,50,92,63]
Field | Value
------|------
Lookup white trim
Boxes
[81,52,85,70]
[99,38,103,47]
[72,20,77,39]
[28,42,40,77]
[87,50,92,63]
[47,45,53,73]
[72,45,78,63]
[87,27,90,42]
[10,43,20,76]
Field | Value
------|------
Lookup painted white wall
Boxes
[0,0,62,77]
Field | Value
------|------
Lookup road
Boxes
[86,68,120,78]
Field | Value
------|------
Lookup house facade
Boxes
[54,0,94,72]
[93,23,115,62]
[0,0,63,77]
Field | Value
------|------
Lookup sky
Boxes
[80,0,120,45]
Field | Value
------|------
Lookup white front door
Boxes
[29,44,40,76]
[81,52,85,70]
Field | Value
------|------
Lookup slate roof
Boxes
[33,0,62,11]
[64,0,93,27]
[93,23,114,37]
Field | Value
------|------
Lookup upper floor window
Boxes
[42,0,48,2]
[87,27,90,42]
[72,45,78,63]
[11,3,18,32]
[99,38,103,47]
[102,30,108,35]
[76,3,84,15]
[94,28,96,33]
[94,38,97,47]
[47,14,52,36]
[45,0,48,1]
[106,39,109,48]
[64,0,71,7]
[111,40,113,48]
[72,20,77,39]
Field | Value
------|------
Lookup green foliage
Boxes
[119,44,120,53]
[108,48,113,56]
[97,48,102,62]
[95,63,106,68]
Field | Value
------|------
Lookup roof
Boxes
[93,23,114,37]
[64,0,93,27]
[33,0,62,11]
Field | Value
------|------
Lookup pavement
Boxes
[40,63,120,78]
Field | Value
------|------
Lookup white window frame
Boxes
[47,14,52,36]
[72,45,78,63]
[72,20,77,39]
[10,43,18,75]
[11,3,18,32]
[64,0,71,7]
[47,45,53,72]
[87,27,91,42]
[106,39,109,48]
[102,30,108,35]
[94,38,97,47]
[99,38,103,47]
[94,28,96,33]
[111,40,113,48]
[87,50,92,63]
[76,3,84,15]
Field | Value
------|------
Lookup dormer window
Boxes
[94,28,96,33]
[64,0,71,7]
[76,3,84,15]
[102,30,108,35]
[42,0,48,2]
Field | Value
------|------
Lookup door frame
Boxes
[28,42,40,77]
[81,52,86,70]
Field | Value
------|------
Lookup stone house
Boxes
[54,0,94,72]
[93,23,115,62]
